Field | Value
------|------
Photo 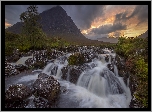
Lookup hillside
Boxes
[6,6,106,45]
[138,30,148,38]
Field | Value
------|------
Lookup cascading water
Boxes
[6,48,132,108]
[40,48,132,108]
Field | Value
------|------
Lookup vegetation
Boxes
[114,36,148,108]
[20,5,48,53]
[68,52,86,65]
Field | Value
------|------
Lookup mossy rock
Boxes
[68,52,85,65]
[33,60,46,69]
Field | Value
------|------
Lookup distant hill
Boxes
[6,5,105,45]
[138,30,148,38]
[97,37,119,43]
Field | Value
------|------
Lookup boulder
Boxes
[25,58,34,67]
[115,54,126,76]
[107,64,114,73]
[69,67,82,84]
[5,100,29,108]
[33,75,60,101]
[38,73,49,79]
[33,60,47,69]
[5,84,32,102]
[61,65,83,84]
[33,97,53,108]
[5,64,20,76]
[61,66,68,80]
[15,64,28,72]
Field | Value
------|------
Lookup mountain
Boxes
[138,30,148,38]
[6,5,101,44]
[5,22,23,34]
[97,37,119,43]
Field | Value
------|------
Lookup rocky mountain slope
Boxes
[6,6,104,44]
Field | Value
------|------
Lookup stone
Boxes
[5,84,32,102]
[33,75,60,101]
[5,64,20,76]
[15,64,28,72]
[107,64,114,73]
[5,100,29,108]
[33,97,52,108]
[69,67,82,84]
[38,73,49,79]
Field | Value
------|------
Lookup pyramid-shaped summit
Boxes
[6,5,89,42]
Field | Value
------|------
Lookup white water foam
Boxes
[59,80,129,108]
[17,73,39,82]
[37,49,131,108]
[16,55,33,65]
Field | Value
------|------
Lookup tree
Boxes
[20,5,47,58]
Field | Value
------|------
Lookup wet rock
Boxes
[5,63,20,76]
[25,58,34,68]
[61,66,82,84]
[15,64,28,72]
[33,60,47,69]
[5,84,32,102]
[69,67,82,84]
[66,46,79,53]
[33,97,52,108]
[61,66,68,80]
[107,64,114,73]
[123,72,130,86]
[5,100,29,108]
[12,55,20,62]
[102,70,124,94]
[33,75,60,101]
[81,63,92,71]
[68,52,86,65]
[115,54,126,77]
[105,55,109,62]
[38,73,49,79]
[51,65,58,75]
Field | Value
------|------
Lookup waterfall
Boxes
[66,67,71,81]
[56,64,64,78]
[114,65,119,76]
[35,48,131,108]
[41,63,54,75]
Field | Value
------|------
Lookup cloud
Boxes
[62,5,106,30]
[5,19,12,28]
[5,22,12,28]
[90,23,127,35]
[128,5,148,25]
[5,5,56,25]
[84,33,109,40]
[114,11,129,24]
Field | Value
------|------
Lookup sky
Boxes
[5,5,148,40]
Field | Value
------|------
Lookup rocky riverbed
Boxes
[4,46,138,108]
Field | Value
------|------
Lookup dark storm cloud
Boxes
[90,23,127,35]
[5,5,56,25]
[5,5,28,24]
[62,5,106,30]
[114,11,129,23]
[5,5,106,30]
[128,5,148,25]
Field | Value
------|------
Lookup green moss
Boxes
[68,53,85,65]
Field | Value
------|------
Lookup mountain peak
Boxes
[6,5,89,43]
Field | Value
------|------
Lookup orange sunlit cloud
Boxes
[5,22,12,28]
[81,5,148,38]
